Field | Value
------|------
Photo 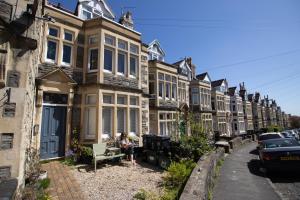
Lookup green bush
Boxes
[133,189,160,200]
[164,160,196,188]
[37,178,50,190]
[267,125,283,133]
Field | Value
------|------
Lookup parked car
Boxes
[284,130,299,140]
[281,131,294,139]
[258,138,300,172]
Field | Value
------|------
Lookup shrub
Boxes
[164,160,196,188]
[133,189,160,200]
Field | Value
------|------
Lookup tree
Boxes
[290,116,300,129]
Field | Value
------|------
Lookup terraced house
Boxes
[211,79,229,137]
[32,0,150,160]
[228,87,246,136]
[190,72,213,138]
[148,40,192,136]
[239,83,254,134]
[250,92,263,132]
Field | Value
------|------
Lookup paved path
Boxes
[42,161,85,200]
[213,142,281,200]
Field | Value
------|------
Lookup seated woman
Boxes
[120,132,136,165]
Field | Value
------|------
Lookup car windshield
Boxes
[259,134,281,141]
[264,139,300,149]
[281,132,293,137]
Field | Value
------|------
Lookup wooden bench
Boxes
[93,143,125,172]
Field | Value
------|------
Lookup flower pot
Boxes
[38,170,48,180]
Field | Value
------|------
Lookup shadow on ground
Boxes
[247,157,300,184]
[75,158,164,174]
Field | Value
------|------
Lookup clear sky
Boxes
[50,0,300,115]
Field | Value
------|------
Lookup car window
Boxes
[264,139,300,148]
[259,134,281,141]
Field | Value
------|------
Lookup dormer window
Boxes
[82,10,92,20]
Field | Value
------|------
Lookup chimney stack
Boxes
[186,57,195,79]
[119,11,134,30]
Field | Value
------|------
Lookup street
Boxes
[213,142,300,200]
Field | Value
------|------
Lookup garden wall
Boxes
[179,148,225,200]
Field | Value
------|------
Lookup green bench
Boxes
[93,143,125,172]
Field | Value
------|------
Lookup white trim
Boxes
[42,103,68,107]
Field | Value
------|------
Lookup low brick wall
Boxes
[180,148,225,200]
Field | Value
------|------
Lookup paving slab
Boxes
[213,142,281,200]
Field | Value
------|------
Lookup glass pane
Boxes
[89,35,98,44]
[158,73,164,80]
[165,75,171,81]
[89,49,98,70]
[105,35,115,46]
[104,49,113,71]
[85,107,96,138]
[130,97,138,105]
[172,84,176,99]
[103,95,113,104]
[86,95,97,104]
[118,40,127,50]
[130,108,138,133]
[49,28,58,37]
[130,44,138,54]
[117,96,127,105]
[64,32,73,41]
[159,82,163,97]
[117,108,126,133]
[118,53,126,74]
[82,10,92,20]
[62,45,72,64]
[102,108,112,137]
[130,56,137,76]
[47,40,57,60]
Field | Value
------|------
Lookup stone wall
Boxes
[180,148,225,200]
[0,0,42,195]
[103,73,138,89]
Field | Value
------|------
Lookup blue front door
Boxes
[40,106,67,159]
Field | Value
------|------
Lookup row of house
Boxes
[0,0,292,195]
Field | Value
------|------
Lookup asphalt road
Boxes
[213,142,281,200]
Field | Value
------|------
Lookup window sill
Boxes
[88,70,98,73]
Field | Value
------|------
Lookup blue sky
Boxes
[50,0,300,115]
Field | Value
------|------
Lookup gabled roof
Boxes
[211,79,226,88]
[37,68,77,85]
[196,72,211,82]
[228,87,237,96]
[172,59,184,67]
[76,0,115,20]
[148,39,166,57]
[248,94,254,101]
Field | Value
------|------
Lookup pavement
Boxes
[213,142,281,200]
[42,161,85,200]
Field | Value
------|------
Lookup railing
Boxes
[0,43,7,89]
